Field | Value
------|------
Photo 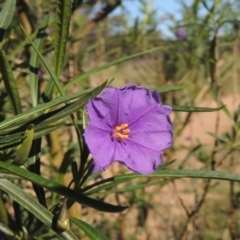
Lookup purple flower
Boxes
[177,26,186,40]
[83,85,173,174]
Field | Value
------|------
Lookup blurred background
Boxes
[1,0,240,239]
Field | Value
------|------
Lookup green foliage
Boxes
[54,0,72,78]
[0,0,239,239]
[0,0,16,42]
[0,50,22,115]
[71,217,110,240]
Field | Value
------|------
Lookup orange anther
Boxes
[114,132,122,138]
[120,134,128,139]
[114,123,130,139]
[123,129,130,134]
[114,126,122,131]
[120,123,128,129]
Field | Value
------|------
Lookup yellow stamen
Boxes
[114,126,122,131]
[120,123,128,129]
[114,132,122,138]
[123,129,130,134]
[120,134,128,139]
[114,123,130,139]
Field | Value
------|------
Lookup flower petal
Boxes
[83,125,115,169]
[130,106,172,132]
[128,130,173,152]
[86,87,120,130]
[114,140,163,174]
[117,85,161,124]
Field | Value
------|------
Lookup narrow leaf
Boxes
[35,87,105,128]
[0,0,16,42]
[125,169,240,182]
[54,0,72,77]
[171,105,224,112]
[0,161,128,213]
[29,13,49,107]
[157,85,185,93]
[71,217,109,240]
[28,138,47,208]
[0,50,22,114]
[0,85,103,131]
[85,169,240,196]
[207,132,230,143]
[0,179,78,240]
[0,123,64,151]
[21,25,65,97]
[0,222,14,237]
[64,47,165,90]
[14,124,34,166]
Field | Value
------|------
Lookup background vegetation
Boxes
[0,0,239,239]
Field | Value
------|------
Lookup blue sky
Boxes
[112,0,193,37]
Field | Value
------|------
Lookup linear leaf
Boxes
[14,124,34,166]
[0,0,16,42]
[0,179,78,239]
[92,179,168,196]
[71,218,109,240]
[0,161,127,213]
[151,168,240,181]
[83,161,174,194]
[0,222,14,237]
[85,169,240,196]
[54,0,71,77]
[0,85,103,131]
[171,105,224,112]
[21,25,65,97]
[27,138,47,208]
[64,47,165,90]
[0,82,106,149]
[0,50,22,115]
[157,85,185,93]
[29,13,49,107]
[35,86,105,128]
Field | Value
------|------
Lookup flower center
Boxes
[113,123,130,139]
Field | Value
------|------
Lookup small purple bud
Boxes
[38,70,43,78]
[177,26,186,40]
